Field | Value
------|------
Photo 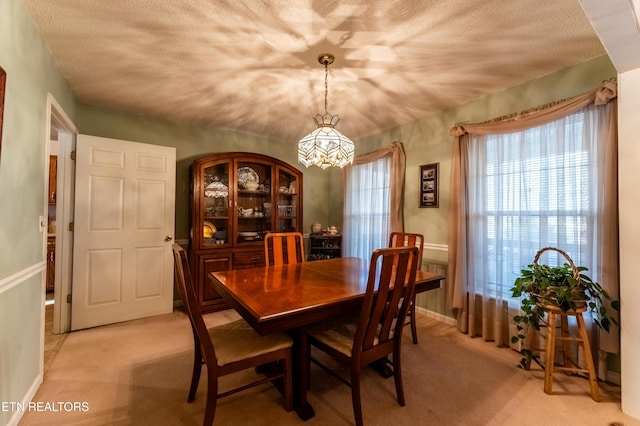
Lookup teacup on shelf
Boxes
[246,180,259,191]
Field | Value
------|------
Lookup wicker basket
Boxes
[530,247,586,310]
[533,247,579,280]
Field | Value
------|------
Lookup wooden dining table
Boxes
[209,256,443,421]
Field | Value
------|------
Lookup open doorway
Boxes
[44,94,77,369]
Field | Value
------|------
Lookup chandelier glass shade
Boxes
[297,54,355,169]
[204,179,228,198]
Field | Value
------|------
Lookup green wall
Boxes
[360,55,615,251]
[0,0,76,276]
[0,275,42,426]
[76,105,334,240]
[357,55,616,319]
[0,0,77,423]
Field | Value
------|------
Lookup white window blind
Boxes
[467,108,599,301]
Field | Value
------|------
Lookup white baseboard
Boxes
[5,372,43,426]
[415,305,457,326]
[606,369,621,386]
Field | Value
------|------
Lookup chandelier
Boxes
[297,54,355,169]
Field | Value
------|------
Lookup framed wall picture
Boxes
[0,66,5,159]
[419,163,439,208]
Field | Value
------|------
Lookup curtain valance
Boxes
[448,82,617,137]
[346,141,406,232]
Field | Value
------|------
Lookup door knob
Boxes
[164,235,173,242]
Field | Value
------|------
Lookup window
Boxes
[467,107,601,302]
[449,83,618,350]
[0,66,5,158]
[343,157,392,261]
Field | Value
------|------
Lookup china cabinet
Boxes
[189,152,303,312]
[308,234,342,261]
[46,237,55,292]
[46,156,57,293]
[48,156,57,204]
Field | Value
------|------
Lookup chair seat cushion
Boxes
[306,311,369,356]
[210,319,293,366]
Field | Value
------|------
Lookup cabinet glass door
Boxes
[203,162,230,247]
[275,167,299,232]
[236,161,272,244]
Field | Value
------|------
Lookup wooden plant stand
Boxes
[525,305,601,402]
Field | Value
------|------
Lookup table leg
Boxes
[291,328,315,420]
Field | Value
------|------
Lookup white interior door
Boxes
[71,135,176,330]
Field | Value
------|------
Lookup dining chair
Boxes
[305,246,420,426]
[172,244,293,425]
[389,232,424,344]
[264,231,305,266]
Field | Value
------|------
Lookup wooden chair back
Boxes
[173,243,293,425]
[305,246,419,426]
[388,232,424,271]
[354,246,419,359]
[388,232,424,344]
[172,244,218,368]
[264,232,305,266]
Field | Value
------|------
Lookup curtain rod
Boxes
[455,77,617,127]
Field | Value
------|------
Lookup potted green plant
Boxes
[510,247,619,368]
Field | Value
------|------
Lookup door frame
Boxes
[45,93,77,334]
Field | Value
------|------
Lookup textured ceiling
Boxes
[22,0,606,142]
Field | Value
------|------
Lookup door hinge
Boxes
[68,222,74,231]
[66,294,72,303]
[70,150,76,161]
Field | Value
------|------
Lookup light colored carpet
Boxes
[43,303,67,375]
[20,309,639,426]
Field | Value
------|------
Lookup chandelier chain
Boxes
[324,60,329,115]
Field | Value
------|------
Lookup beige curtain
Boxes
[350,141,406,232]
[447,82,619,353]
